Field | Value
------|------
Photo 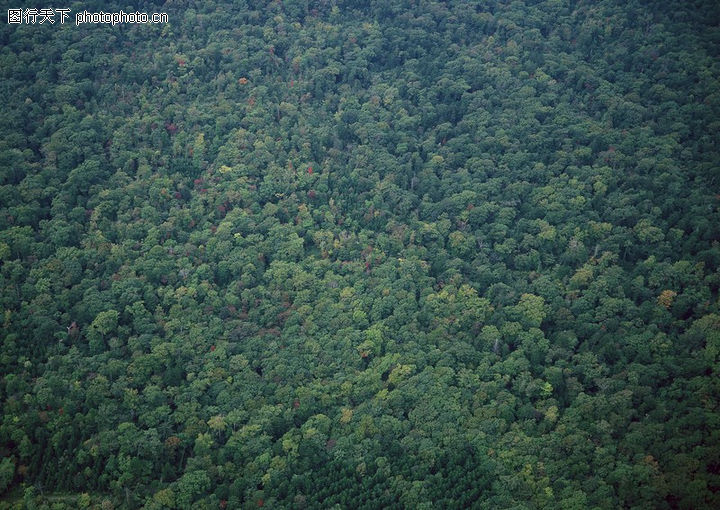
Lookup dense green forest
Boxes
[1,0,720,508]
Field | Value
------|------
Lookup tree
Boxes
[175,470,211,508]
[513,293,546,329]
[88,310,119,354]
[1,0,719,507]
[0,456,14,494]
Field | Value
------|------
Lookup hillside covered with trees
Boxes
[1,0,719,508]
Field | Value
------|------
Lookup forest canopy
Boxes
[1,0,719,508]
